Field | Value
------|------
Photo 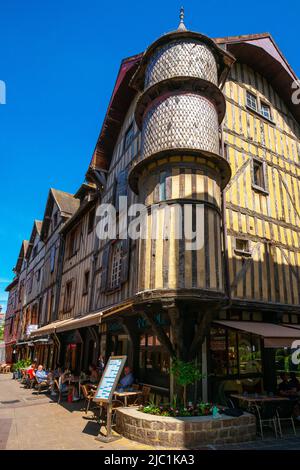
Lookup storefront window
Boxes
[139,331,170,378]
[210,327,262,378]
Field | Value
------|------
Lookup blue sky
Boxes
[0,0,299,312]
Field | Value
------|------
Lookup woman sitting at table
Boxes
[278,372,300,421]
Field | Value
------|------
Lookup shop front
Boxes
[208,320,300,403]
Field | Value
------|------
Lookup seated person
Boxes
[88,364,100,385]
[35,365,49,384]
[59,370,80,402]
[117,366,134,392]
[289,372,300,392]
[53,365,63,379]
[25,363,36,387]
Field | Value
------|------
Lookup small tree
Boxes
[171,359,202,408]
[0,325,4,341]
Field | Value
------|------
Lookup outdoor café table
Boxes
[113,391,142,407]
[230,393,289,413]
[230,394,290,404]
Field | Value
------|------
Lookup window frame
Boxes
[63,280,73,313]
[246,91,258,111]
[251,157,269,195]
[87,208,95,234]
[260,101,271,120]
[82,270,90,296]
[234,238,251,257]
[109,240,123,291]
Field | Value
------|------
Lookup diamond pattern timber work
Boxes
[141,93,220,158]
[145,40,218,88]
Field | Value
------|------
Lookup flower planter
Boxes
[115,407,256,448]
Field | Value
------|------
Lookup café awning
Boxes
[214,321,300,348]
[30,311,103,337]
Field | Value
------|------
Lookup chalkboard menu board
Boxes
[93,355,127,403]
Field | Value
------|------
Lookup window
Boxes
[159,171,167,201]
[252,159,267,191]
[110,241,122,289]
[235,238,251,256]
[82,270,90,296]
[36,268,41,282]
[64,281,72,312]
[69,229,78,258]
[88,208,95,233]
[261,102,271,120]
[210,326,262,378]
[124,123,134,151]
[246,91,257,111]
[139,331,170,379]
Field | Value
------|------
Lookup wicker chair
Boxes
[134,385,151,406]
[80,384,96,414]
[54,379,69,404]
[35,376,49,394]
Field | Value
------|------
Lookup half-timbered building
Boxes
[6,15,300,402]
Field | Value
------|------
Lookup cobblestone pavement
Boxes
[1,374,300,450]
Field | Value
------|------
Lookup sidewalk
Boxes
[0,374,159,450]
[1,374,300,450]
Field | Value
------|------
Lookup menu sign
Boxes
[93,355,127,403]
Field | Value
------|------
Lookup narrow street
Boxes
[0,374,155,450]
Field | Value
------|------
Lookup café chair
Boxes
[253,402,279,439]
[80,384,96,414]
[54,379,69,404]
[35,376,49,395]
[134,385,151,406]
[276,401,297,437]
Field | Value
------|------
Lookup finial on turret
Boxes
[177,6,187,31]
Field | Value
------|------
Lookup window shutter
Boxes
[115,169,128,211]
[70,278,77,310]
[100,244,111,292]
[120,238,131,284]
[59,284,65,316]
[75,225,81,253]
